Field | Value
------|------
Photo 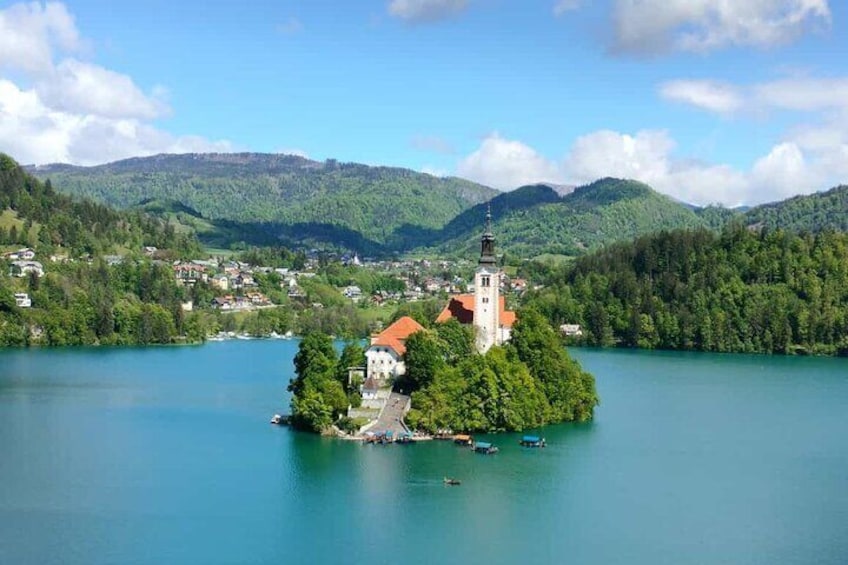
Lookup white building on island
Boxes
[365,316,425,383]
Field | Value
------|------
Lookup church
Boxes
[436,209,515,353]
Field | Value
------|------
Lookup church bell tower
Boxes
[474,206,499,353]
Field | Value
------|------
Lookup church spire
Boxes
[479,204,496,266]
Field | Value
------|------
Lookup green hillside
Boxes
[433,178,708,258]
[31,153,497,252]
[744,185,848,232]
[525,224,848,356]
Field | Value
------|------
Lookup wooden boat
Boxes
[473,441,499,454]
[519,435,546,447]
[453,434,473,446]
[443,477,461,486]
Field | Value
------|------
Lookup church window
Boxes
[482,276,490,287]
[482,297,489,303]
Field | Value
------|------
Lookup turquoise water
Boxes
[1,342,847,564]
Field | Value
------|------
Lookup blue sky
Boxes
[1,0,846,205]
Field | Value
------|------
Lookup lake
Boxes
[1,341,847,564]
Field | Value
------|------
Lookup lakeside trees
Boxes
[288,337,365,433]
[525,224,848,356]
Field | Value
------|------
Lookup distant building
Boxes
[560,324,583,337]
[9,260,44,278]
[14,293,31,308]
[365,316,425,382]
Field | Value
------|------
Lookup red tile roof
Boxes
[370,316,425,356]
[435,294,516,328]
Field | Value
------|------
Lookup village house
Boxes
[560,324,583,337]
[210,274,229,291]
[14,293,31,308]
[173,262,208,285]
[343,285,362,300]
[3,248,36,261]
[9,260,44,278]
[365,316,425,383]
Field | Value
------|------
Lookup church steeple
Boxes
[479,205,496,266]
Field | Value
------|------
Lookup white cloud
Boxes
[457,133,561,189]
[387,0,468,23]
[0,2,230,165]
[660,80,743,114]
[613,0,831,54]
[0,79,231,165]
[564,129,675,185]
[553,0,581,17]
[38,59,169,120]
[455,127,846,206]
[0,1,82,73]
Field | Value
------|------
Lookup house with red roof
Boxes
[365,316,425,383]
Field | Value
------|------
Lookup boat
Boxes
[473,441,499,454]
[443,477,461,486]
[453,434,473,446]
[270,414,286,425]
[396,432,414,444]
[519,435,546,448]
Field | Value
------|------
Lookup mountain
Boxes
[30,153,497,252]
[743,185,848,233]
[429,178,708,258]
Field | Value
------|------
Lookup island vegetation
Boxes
[287,314,599,435]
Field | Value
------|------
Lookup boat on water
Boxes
[443,477,461,486]
[396,432,414,444]
[473,441,499,454]
[519,435,546,448]
[453,434,473,446]
[270,414,286,425]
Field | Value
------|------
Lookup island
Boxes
[287,211,599,436]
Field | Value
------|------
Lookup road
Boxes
[370,392,410,436]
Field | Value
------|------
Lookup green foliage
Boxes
[402,330,446,390]
[289,334,368,433]
[31,153,496,253]
[525,225,848,356]
[405,312,598,433]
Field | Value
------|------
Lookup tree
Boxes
[403,330,445,390]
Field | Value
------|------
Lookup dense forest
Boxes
[30,153,496,252]
[525,224,848,356]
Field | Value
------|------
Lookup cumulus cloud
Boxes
[387,0,468,23]
[455,128,845,206]
[37,59,169,120]
[0,2,229,165]
[457,133,561,190]
[612,0,831,54]
[0,79,230,165]
[0,1,82,73]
